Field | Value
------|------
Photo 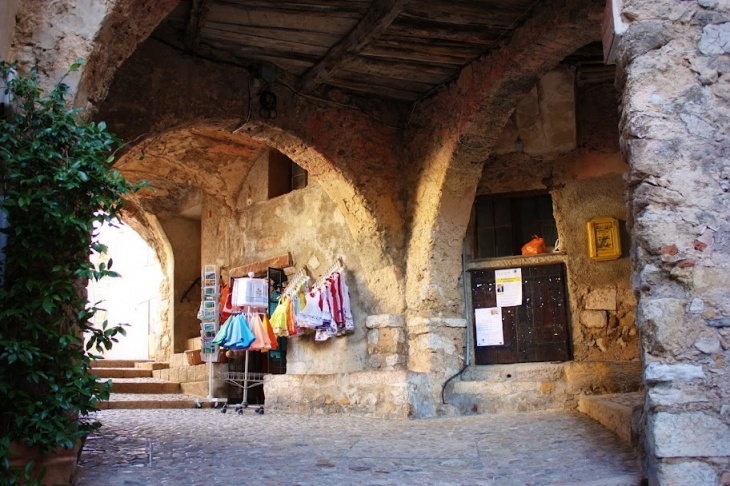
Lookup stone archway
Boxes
[96,36,408,316]
[10,0,178,110]
[401,0,606,414]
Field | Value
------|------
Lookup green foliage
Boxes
[0,61,139,484]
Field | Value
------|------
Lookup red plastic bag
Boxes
[521,235,546,255]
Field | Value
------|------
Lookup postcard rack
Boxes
[195,264,227,409]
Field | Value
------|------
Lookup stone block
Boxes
[644,362,705,384]
[581,310,607,328]
[565,361,642,394]
[647,386,710,408]
[698,23,730,55]
[585,288,617,310]
[656,461,718,486]
[369,328,406,355]
[366,314,405,329]
[650,412,730,457]
[515,67,576,156]
[639,298,692,353]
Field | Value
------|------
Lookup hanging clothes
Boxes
[247,311,271,352]
[270,295,291,337]
[214,313,255,350]
[297,288,323,329]
[262,314,278,350]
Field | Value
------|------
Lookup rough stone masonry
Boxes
[617,0,730,484]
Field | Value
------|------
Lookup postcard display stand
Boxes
[195,264,227,408]
[221,273,268,415]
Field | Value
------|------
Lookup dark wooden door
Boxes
[471,263,571,365]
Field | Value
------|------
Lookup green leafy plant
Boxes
[0,61,140,484]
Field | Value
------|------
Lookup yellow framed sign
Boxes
[586,217,621,261]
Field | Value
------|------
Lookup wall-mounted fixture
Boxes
[586,217,621,261]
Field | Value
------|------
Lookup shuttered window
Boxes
[475,193,557,258]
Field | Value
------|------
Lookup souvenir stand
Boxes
[195,264,227,408]
[221,272,269,414]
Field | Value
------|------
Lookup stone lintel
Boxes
[366,314,405,329]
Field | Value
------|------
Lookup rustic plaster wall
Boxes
[616,0,730,483]
[473,151,638,364]
[159,216,201,355]
[200,154,370,375]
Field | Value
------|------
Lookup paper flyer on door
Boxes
[474,307,504,346]
[495,268,522,307]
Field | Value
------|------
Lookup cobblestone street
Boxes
[75,409,641,486]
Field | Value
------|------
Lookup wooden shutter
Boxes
[471,263,571,365]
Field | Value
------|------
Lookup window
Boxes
[474,193,557,259]
[268,149,307,199]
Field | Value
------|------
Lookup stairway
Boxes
[91,359,199,409]
[578,392,644,445]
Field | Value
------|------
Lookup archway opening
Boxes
[87,220,165,360]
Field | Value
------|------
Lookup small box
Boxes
[586,217,622,261]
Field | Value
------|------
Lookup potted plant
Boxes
[0,61,139,485]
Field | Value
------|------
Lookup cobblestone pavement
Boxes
[75,409,642,486]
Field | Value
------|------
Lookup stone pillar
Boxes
[406,316,466,417]
[617,2,730,484]
[365,314,407,371]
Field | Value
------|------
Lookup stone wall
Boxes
[159,216,201,355]
[470,65,639,365]
[616,0,730,483]
[200,151,373,375]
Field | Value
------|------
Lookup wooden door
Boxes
[471,263,571,365]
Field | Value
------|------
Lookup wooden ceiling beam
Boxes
[298,0,411,93]
[184,0,214,51]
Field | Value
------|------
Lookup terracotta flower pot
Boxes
[8,440,80,485]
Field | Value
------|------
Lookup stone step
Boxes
[93,368,153,379]
[98,393,201,410]
[90,359,152,368]
[449,362,570,414]
[135,362,169,371]
[578,392,644,445]
[109,380,181,394]
[450,378,569,414]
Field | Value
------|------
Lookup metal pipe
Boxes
[440,240,472,405]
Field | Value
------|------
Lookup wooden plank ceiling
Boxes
[152,0,549,103]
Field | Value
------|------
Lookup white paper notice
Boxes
[474,307,504,346]
[495,268,522,307]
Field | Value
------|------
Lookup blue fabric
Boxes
[220,314,255,350]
